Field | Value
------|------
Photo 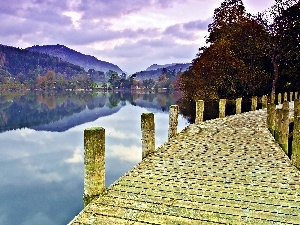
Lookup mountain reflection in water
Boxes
[0,91,188,225]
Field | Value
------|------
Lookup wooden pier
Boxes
[69,95,300,224]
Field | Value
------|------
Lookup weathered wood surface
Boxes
[69,109,300,225]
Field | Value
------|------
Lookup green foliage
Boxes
[0,68,11,83]
[88,69,105,83]
[157,73,170,88]
[107,70,121,88]
[108,93,121,108]
[143,78,156,89]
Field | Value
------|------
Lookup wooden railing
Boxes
[82,91,300,205]
[267,92,300,169]
[194,95,268,122]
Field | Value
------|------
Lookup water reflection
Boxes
[0,91,188,225]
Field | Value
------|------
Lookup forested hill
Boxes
[132,63,191,80]
[0,44,86,81]
[27,44,123,74]
[146,63,189,71]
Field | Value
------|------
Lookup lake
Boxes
[0,91,189,225]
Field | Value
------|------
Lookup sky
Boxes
[0,0,274,74]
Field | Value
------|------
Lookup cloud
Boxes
[0,0,208,74]
[61,27,160,46]
[0,0,275,74]
[183,18,212,30]
[65,147,83,164]
[0,15,36,36]
[105,127,140,140]
[164,18,210,40]
[108,144,142,162]
[22,157,64,183]
[21,212,54,225]
[0,214,9,225]
[86,36,199,73]
[164,24,195,40]
[0,0,69,24]
[95,36,198,59]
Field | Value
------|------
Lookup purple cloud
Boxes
[183,18,212,30]
[164,18,210,40]
[95,36,197,61]
[82,35,198,73]
[57,27,160,45]
[73,0,187,20]
[164,24,196,40]
[0,0,275,74]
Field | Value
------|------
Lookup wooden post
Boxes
[219,99,226,118]
[271,93,275,104]
[262,95,268,109]
[294,99,300,118]
[280,101,289,154]
[284,92,288,101]
[141,113,155,159]
[83,127,105,207]
[275,108,282,142]
[290,92,294,102]
[236,97,242,114]
[251,96,257,111]
[195,100,204,123]
[278,93,282,105]
[267,103,276,136]
[168,105,179,141]
[292,116,300,169]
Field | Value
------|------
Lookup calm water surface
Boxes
[0,91,188,225]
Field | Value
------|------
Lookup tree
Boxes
[157,73,171,88]
[207,0,248,44]
[45,70,56,89]
[0,68,11,84]
[56,76,67,91]
[256,0,299,93]
[107,70,121,89]
[37,74,46,89]
[143,78,156,89]
[180,0,272,100]
[181,39,254,99]
[0,52,5,68]
[274,2,300,90]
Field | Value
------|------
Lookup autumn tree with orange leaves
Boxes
[180,0,272,100]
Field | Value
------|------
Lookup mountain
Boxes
[31,105,122,132]
[132,63,191,81]
[27,44,123,74]
[0,44,86,80]
[146,63,178,71]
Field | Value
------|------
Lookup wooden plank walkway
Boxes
[69,109,300,224]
